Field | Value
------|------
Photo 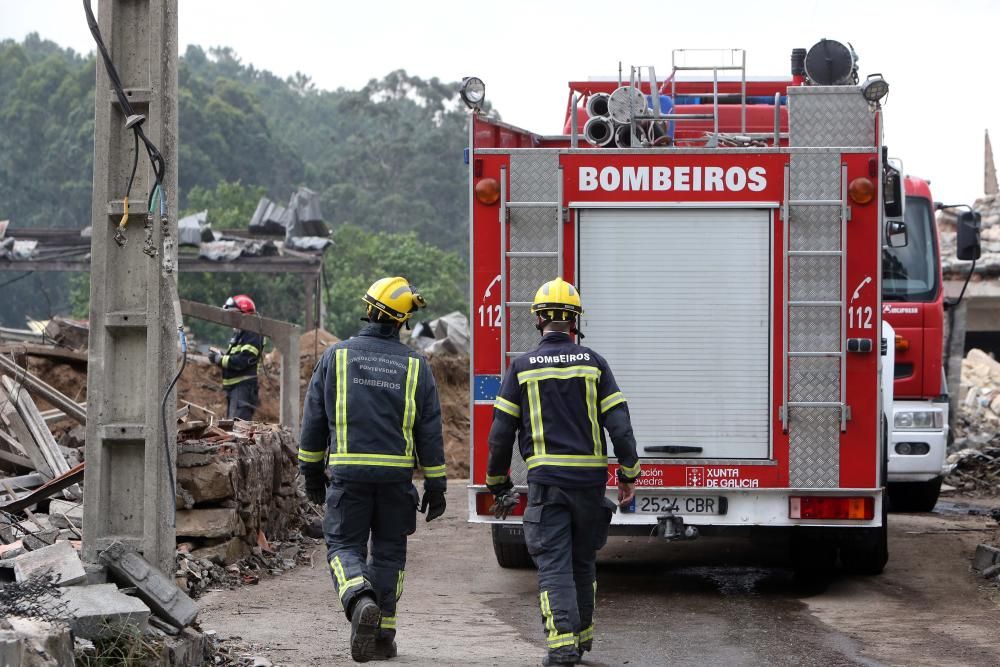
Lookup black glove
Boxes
[490,491,520,520]
[304,476,327,506]
[208,350,221,365]
[419,489,446,522]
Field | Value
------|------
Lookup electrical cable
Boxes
[160,326,187,522]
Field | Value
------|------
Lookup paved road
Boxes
[200,494,1000,666]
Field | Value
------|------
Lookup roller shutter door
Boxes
[578,208,771,459]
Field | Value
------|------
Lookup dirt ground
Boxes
[198,493,1000,667]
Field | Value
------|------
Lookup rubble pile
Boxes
[946,349,1000,493]
[175,423,308,566]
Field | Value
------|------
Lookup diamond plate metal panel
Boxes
[790,306,840,352]
[790,153,841,200]
[510,207,557,253]
[790,255,840,301]
[790,207,840,252]
[788,87,875,148]
[508,307,539,353]
[510,153,559,202]
[789,357,839,402]
[509,256,558,302]
[789,407,840,488]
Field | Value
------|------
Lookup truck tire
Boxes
[840,499,889,575]
[491,524,534,569]
[888,477,942,513]
[790,532,837,582]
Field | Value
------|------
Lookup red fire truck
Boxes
[883,176,951,511]
[465,41,898,574]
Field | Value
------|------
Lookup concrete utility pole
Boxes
[83,0,180,574]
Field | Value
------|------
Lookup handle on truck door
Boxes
[644,446,704,454]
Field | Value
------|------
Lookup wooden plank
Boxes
[0,355,87,423]
[0,463,84,513]
[0,344,87,364]
[2,375,67,478]
[0,382,52,478]
[179,299,300,339]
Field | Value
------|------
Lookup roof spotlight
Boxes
[861,73,889,104]
[460,77,486,110]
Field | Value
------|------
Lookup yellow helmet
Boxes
[530,278,583,321]
[362,277,426,323]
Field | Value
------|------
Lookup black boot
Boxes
[349,595,381,663]
[542,647,580,666]
[371,637,397,660]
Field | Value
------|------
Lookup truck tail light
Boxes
[848,177,875,204]
[475,492,527,517]
[789,496,874,520]
[894,335,909,352]
[475,178,501,205]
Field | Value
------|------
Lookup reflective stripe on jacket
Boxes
[487,331,640,488]
[220,329,264,387]
[297,323,447,490]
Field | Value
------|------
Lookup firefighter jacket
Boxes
[486,331,641,490]
[297,323,447,491]
[220,330,264,388]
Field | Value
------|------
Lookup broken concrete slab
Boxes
[0,617,75,667]
[13,541,86,586]
[47,499,83,529]
[175,508,242,539]
[100,542,198,628]
[973,543,1000,572]
[83,563,107,585]
[56,583,150,640]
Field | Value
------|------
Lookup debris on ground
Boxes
[947,349,1000,494]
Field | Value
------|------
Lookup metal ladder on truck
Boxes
[780,162,852,434]
[497,162,565,369]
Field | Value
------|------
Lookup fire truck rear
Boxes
[465,41,896,575]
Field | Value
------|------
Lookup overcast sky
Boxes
[2,0,997,207]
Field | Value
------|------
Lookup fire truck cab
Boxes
[466,42,896,575]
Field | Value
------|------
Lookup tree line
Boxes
[0,35,478,340]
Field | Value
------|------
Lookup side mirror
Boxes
[956,210,982,261]
[886,219,908,248]
[883,162,904,218]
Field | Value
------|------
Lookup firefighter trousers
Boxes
[225,380,258,420]
[522,483,615,655]
[322,478,419,640]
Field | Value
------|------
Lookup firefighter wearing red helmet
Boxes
[208,294,264,420]
[297,277,447,662]
[487,278,641,666]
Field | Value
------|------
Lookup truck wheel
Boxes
[491,524,534,569]
[888,477,942,513]
[790,532,836,582]
[840,500,889,575]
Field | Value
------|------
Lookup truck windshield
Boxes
[882,196,938,302]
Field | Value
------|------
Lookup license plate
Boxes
[630,495,723,515]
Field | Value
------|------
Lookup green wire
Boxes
[148,184,161,214]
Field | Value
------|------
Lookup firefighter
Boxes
[487,277,641,666]
[298,277,447,663]
[207,294,264,421]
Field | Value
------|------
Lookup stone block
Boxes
[13,541,87,586]
[0,617,75,667]
[100,543,198,628]
[189,537,249,565]
[48,500,83,530]
[973,543,1000,572]
[56,584,150,640]
[177,459,237,503]
[175,509,241,539]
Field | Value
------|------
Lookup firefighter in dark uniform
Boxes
[487,278,641,666]
[208,294,264,421]
[298,277,447,663]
